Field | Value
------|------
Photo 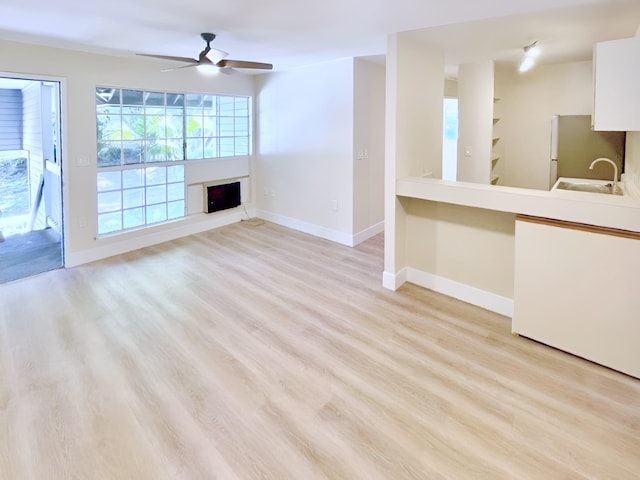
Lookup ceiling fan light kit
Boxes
[518,40,540,73]
[137,32,273,74]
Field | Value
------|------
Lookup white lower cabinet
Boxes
[513,216,640,379]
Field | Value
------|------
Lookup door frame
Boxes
[0,71,68,266]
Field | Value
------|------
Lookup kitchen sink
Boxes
[555,181,623,195]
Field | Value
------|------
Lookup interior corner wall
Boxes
[254,58,355,244]
[353,58,385,237]
[496,61,593,190]
[0,38,255,266]
[457,61,494,184]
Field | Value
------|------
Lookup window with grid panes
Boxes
[95,87,250,235]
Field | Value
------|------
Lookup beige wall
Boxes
[0,39,255,265]
[496,61,593,190]
[627,24,640,190]
[353,58,385,235]
[457,61,494,184]
[405,199,516,298]
[384,32,444,283]
[391,34,444,179]
[625,132,640,188]
[444,79,458,98]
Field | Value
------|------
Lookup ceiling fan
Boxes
[137,33,273,74]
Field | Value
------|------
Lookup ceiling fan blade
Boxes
[216,59,273,70]
[137,54,198,64]
[161,63,200,72]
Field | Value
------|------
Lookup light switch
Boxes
[464,146,472,157]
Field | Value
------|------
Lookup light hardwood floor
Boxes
[0,221,638,479]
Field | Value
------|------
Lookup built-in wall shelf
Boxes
[491,94,501,186]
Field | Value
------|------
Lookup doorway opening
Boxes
[442,97,459,181]
[0,77,64,284]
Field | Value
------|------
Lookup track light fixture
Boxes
[518,41,541,73]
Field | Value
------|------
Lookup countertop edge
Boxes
[396,177,640,233]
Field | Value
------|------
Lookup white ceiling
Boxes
[0,0,638,72]
[407,0,640,76]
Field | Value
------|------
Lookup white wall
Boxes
[457,61,494,184]
[496,61,593,190]
[0,39,255,266]
[255,58,355,244]
[353,58,385,240]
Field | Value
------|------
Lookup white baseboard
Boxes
[353,221,384,245]
[382,268,407,291]
[65,207,251,267]
[255,211,383,247]
[405,267,514,317]
[255,210,354,246]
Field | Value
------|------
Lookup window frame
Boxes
[95,86,252,236]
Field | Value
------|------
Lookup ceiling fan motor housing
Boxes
[201,33,216,45]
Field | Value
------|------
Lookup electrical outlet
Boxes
[331,199,338,212]
[79,216,87,228]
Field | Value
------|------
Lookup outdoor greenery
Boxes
[96,88,250,167]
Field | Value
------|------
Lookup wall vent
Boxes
[205,181,241,214]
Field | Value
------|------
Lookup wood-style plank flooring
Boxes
[0,221,638,479]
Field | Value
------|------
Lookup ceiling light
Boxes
[524,42,541,58]
[196,63,219,75]
[519,56,535,73]
[518,41,540,73]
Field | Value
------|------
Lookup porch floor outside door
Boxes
[0,228,62,284]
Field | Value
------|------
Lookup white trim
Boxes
[66,208,250,267]
[255,210,353,246]
[0,72,69,268]
[406,267,514,317]
[382,268,407,291]
[353,221,384,245]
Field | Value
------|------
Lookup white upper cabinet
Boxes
[592,36,640,131]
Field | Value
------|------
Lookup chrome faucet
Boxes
[589,157,619,194]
